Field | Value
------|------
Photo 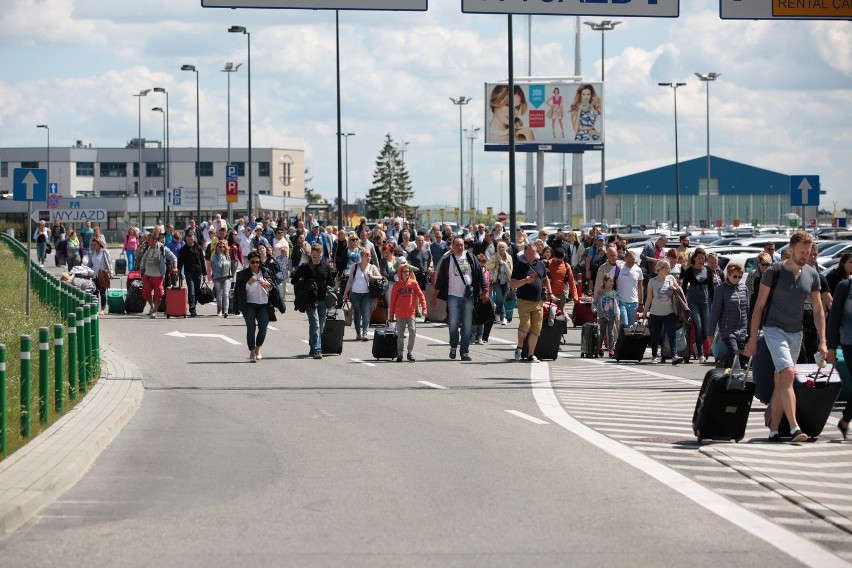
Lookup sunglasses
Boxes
[760,263,770,268]
[729,273,743,278]
[249,260,260,265]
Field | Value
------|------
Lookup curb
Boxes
[0,345,144,536]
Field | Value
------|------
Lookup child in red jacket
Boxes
[389,263,427,362]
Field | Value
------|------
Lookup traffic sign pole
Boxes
[26,200,32,318]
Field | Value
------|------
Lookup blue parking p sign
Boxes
[13,168,48,202]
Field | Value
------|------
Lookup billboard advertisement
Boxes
[483,82,604,150]
[462,0,679,17]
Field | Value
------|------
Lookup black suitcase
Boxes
[125,279,146,313]
[372,323,398,360]
[614,321,650,362]
[580,322,600,358]
[321,311,345,355]
[522,315,567,361]
[114,255,127,276]
[777,364,842,439]
[661,323,691,363]
[693,363,756,443]
[228,283,240,316]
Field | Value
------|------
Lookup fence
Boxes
[0,233,101,458]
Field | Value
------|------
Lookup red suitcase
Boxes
[164,284,188,318]
[571,297,595,327]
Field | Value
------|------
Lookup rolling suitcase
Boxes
[107,289,125,314]
[580,322,600,358]
[165,279,188,318]
[693,361,756,443]
[124,278,146,313]
[372,322,398,360]
[614,320,650,363]
[425,283,447,323]
[228,282,240,316]
[777,364,841,439]
[370,298,388,326]
[661,323,691,363]
[321,309,345,355]
[572,297,595,327]
[522,315,567,360]
[114,254,127,276]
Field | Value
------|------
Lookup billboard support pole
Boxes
[507,14,517,240]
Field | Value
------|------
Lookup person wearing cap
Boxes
[640,235,669,286]
[306,220,332,262]
[511,242,555,362]
[87,235,113,315]
[251,226,270,251]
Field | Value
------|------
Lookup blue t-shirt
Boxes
[79,227,94,248]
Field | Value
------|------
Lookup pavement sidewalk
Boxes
[0,345,144,535]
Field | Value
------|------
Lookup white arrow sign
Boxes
[798,177,813,205]
[164,331,240,345]
[23,170,39,200]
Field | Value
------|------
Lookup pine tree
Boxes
[365,133,414,218]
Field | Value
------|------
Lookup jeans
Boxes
[689,301,710,357]
[351,292,372,337]
[214,277,231,313]
[472,323,484,341]
[306,301,328,352]
[242,303,269,351]
[842,346,852,423]
[649,313,678,358]
[447,294,473,354]
[185,272,203,310]
[125,249,136,272]
[36,241,47,264]
[619,301,639,327]
[493,282,508,320]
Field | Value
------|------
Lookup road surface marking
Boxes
[350,358,376,367]
[505,410,549,425]
[417,381,448,390]
[164,330,240,345]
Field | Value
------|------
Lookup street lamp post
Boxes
[36,124,49,208]
[659,82,686,230]
[222,62,242,223]
[339,133,355,222]
[132,89,150,227]
[584,20,620,222]
[450,96,470,229]
[695,72,720,230]
[229,26,252,219]
[181,65,201,223]
[153,88,170,226]
[151,107,166,225]
[464,127,480,222]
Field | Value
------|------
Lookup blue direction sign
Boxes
[790,175,820,207]
[12,168,48,202]
[49,182,59,194]
[226,164,238,180]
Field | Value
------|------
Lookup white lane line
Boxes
[487,337,517,345]
[350,358,377,367]
[268,325,279,331]
[529,362,850,568]
[417,381,448,390]
[505,410,550,425]
[415,333,450,346]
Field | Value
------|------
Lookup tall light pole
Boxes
[151,107,166,224]
[181,65,201,223]
[222,62,242,223]
[584,20,620,222]
[659,82,686,230]
[229,26,252,219]
[340,132,355,220]
[449,96,470,229]
[695,72,720,230]
[133,89,150,226]
[36,124,49,207]
[464,127,480,222]
[153,87,170,225]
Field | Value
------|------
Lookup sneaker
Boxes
[461,354,472,361]
[790,429,809,443]
[449,348,457,360]
[249,352,257,363]
[356,333,362,340]
[396,354,403,362]
[514,347,523,362]
[313,351,323,360]
[672,356,683,366]
[361,335,369,342]
[768,433,781,443]
[255,349,262,361]
[500,319,507,326]
[223,313,228,319]
[528,355,540,363]
[149,312,156,319]
[189,309,197,318]
[407,353,415,362]
[651,357,660,364]
[608,349,615,358]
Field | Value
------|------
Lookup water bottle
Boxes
[814,352,826,369]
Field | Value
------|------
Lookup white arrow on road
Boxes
[797,177,813,205]
[164,331,241,345]
[23,170,39,200]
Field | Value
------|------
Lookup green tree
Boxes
[365,133,413,218]
[304,167,323,204]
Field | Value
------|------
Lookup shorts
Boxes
[142,275,164,304]
[762,326,802,374]
[517,298,543,335]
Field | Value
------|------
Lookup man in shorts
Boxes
[745,231,827,442]
[511,243,556,363]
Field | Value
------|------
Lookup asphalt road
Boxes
[0,297,810,567]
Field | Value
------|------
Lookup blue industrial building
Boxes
[544,156,798,228]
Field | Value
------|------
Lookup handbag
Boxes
[472,298,496,326]
[197,281,215,305]
[97,269,111,291]
[711,332,728,360]
[671,280,691,325]
[368,277,387,299]
[46,242,53,254]
[325,287,339,309]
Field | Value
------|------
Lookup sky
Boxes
[1,0,850,216]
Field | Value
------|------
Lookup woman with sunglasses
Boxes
[708,261,750,369]
[235,251,274,362]
[211,240,232,317]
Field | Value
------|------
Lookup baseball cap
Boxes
[311,221,320,228]
[596,235,605,241]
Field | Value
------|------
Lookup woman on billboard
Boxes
[545,87,565,138]
[487,85,530,142]
[570,84,602,142]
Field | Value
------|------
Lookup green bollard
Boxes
[84,303,94,387]
[92,302,100,379]
[54,324,64,416]
[0,344,6,457]
[20,335,31,439]
[75,307,86,395]
[67,313,77,402]
[39,327,49,425]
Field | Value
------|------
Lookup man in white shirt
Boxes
[238,226,253,258]
[615,250,644,326]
